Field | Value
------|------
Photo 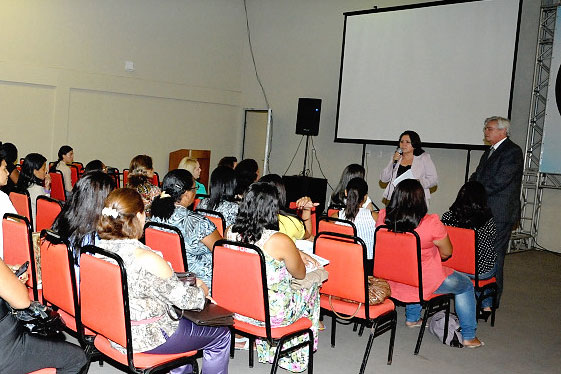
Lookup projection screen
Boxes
[335,0,521,149]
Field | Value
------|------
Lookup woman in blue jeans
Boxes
[377,179,483,348]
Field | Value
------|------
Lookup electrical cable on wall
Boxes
[310,137,334,192]
[283,136,304,176]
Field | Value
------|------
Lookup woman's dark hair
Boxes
[344,177,368,221]
[52,171,114,248]
[400,130,425,156]
[449,181,493,228]
[85,159,105,173]
[384,179,427,232]
[97,188,145,240]
[0,143,18,164]
[206,166,237,210]
[232,182,280,243]
[17,153,47,191]
[128,154,153,187]
[259,174,287,208]
[234,159,259,197]
[331,164,365,206]
[218,156,237,169]
[151,169,194,220]
[50,145,73,171]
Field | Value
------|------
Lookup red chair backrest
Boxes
[317,216,357,237]
[36,196,63,233]
[314,232,367,303]
[71,162,84,173]
[444,226,476,275]
[80,251,128,347]
[373,226,421,289]
[9,191,32,223]
[193,198,202,211]
[49,171,66,201]
[144,223,188,272]
[69,164,80,187]
[212,241,268,323]
[40,233,77,320]
[2,213,38,299]
[288,202,317,236]
[152,172,159,187]
[196,209,225,236]
[122,169,129,186]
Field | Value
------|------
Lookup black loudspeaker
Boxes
[282,175,328,215]
[295,98,322,136]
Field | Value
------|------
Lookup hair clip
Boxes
[102,207,119,218]
[160,191,171,198]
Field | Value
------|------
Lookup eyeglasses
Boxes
[188,186,198,191]
[484,126,500,132]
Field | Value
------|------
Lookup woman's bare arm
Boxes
[434,235,453,261]
[264,232,306,279]
[0,258,31,309]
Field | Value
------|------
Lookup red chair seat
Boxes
[473,276,496,288]
[320,296,395,320]
[233,316,312,340]
[93,335,198,368]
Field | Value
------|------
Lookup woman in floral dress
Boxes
[226,182,321,372]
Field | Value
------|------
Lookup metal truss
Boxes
[512,2,561,251]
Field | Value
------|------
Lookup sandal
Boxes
[463,338,485,348]
[235,337,249,350]
[405,319,423,328]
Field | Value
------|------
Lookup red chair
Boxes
[326,203,345,218]
[2,213,40,301]
[314,232,396,374]
[444,225,498,326]
[152,172,160,187]
[106,167,121,188]
[36,196,63,233]
[288,202,317,236]
[49,171,66,201]
[192,194,209,211]
[212,240,314,373]
[9,191,32,226]
[316,215,357,237]
[80,247,199,373]
[71,161,84,174]
[196,208,226,236]
[143,222,188,272]
[122,169,129,187]
[28,369,56,374]
[69,164,80,187]
[373,225,453,355]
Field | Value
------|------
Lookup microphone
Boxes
[393,147,402,164]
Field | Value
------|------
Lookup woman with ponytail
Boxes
[331,177,378,273]
[150,169,221,288]
[50,145,74,199]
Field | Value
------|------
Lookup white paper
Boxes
[392,169,415,187]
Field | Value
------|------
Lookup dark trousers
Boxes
[494,220,514,306]
[0,311,87,374]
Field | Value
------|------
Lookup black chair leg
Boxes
[358,323,365,336]
[353,322,358,332]
[331,315,336,348]
[414,306,430,355]
[230,331,235,358]
[249,336,255,367]
[359,321,377,374]
[442,303,450,345]
[387,311,397,365]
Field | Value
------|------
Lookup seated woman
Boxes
[441,181,497,315]
[0,256,87,373]
[84,159,107,173]
[50,145,74,199]
[331,177,378,274]
[178,157,207,195]
[51,171,114,260]
[226,182,321,372]
[377,179,483,348]
[260,174,317,241]
[0,142,19,195]
[233,158,259,199]
[217,156,237,169]
[96,188,230,373]
[197,166,239,228]
[127,154,160,216]
[330,163,375,211]
[150,170,221,288]
[17,153,51,227]
[0,153,18,258]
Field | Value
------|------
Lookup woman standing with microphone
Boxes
[380,130,438,206]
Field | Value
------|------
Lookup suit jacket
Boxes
[469,137,523,224]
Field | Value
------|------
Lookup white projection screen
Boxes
[336,0,521,149]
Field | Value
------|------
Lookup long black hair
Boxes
[448,181,493,228]
[259,174,287,209]
[50,145,73,172]
[52,171,114,248]
[400,130,425,156]
[344,177,368,221]
[331,164,365,206]
[231,182,280,243]
[206,166,237,210]
[0,143,18,165]
[234,159,259,197]
[17,153,47,191]
[384,179,427,232]
[151,169,194,220]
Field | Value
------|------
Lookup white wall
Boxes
[0,0,245,174]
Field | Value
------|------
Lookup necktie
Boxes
[487,147,494,159]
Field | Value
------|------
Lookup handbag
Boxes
[326,276,391,319]
[10,301,66,339]
[173,303,234,327]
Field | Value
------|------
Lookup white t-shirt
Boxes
[0,190,17,259]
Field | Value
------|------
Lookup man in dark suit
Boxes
[470,116,523,306]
